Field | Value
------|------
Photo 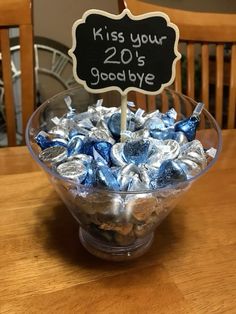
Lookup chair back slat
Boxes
[187,43,195,99]
[20,24,35,133]
[227,44,236,128]
[0,29,17,146]
[135,93,147,110]
[0,0,35,146]
[172,91,181,117]
[201,44,209,110]
[161,90,169,113]
[174,59,182,93]
[147,95,156,112]
[215,44,224,127]
[0,0,32,25]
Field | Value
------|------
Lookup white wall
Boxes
[34,0,236,48]
[34,0,118,48]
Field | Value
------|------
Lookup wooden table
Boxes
[0,130,235,314]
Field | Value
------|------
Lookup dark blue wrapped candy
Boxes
[123,140,150,165]
[68,135,83,156]
[81,138,99,156]
[174,103,203,141]
[151,159,187,188]
[93,141,112,165]
[108,112,135,139]
[35,131,51,150]
[35,132,68,150]
[174,116,199,141]
[107,112,122,139]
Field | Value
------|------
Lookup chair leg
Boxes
[0,29,16,146]
[20,24,35,142]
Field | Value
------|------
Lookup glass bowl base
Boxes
[79,228,154,262]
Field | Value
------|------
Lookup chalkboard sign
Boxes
[69,9,181,95]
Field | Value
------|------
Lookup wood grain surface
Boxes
[0,130,235,314]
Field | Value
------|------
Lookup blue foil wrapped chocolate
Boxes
[152,159,187,188]
[123,139,150,165]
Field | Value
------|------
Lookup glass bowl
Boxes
[26,86,222,261]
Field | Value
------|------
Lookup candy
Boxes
[56,160,87,182]
[68,127,89,138]
[150,129,187,145]
[82,160,97,186]
[107,112,121,138]
[173,131,188,145]
[33,98,215,250]
[179,140,207,169]
[64,95,76,116]
[174,102,204,141]
[128,196,157,221]
[93,141,112,165]
[110,143,127,166]
[175,159,201,179]
[123,139,150,165]
[174,116,199,141]
[76,119,93,130]
[150,129,174,140]
[35,131,51,150]
[161,108,177,127]
[39,146,67,164]
[117,164,141,191]
[48,126,69,138]
[121,128,150,141]
[67,135,83,156]
[151,159,187,188]
[68,153,93,164]
[34,98,211,192]
[144,116,165,131]
[127,175,149,191]
[88,127,115,144]
[51,138,68,148]
[93,147,108,165]
[97,164,120,191]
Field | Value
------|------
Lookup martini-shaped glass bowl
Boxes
[26,87,222,261]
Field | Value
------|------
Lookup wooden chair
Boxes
[0,0,35,146]
[119,0,236,128]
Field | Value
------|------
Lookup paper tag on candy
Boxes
[206,147,217,158]
[193,102,204,118]
[69,9,180,95]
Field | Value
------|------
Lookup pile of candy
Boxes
[35,96,209,192]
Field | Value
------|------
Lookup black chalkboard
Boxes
[69,9,181,95]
